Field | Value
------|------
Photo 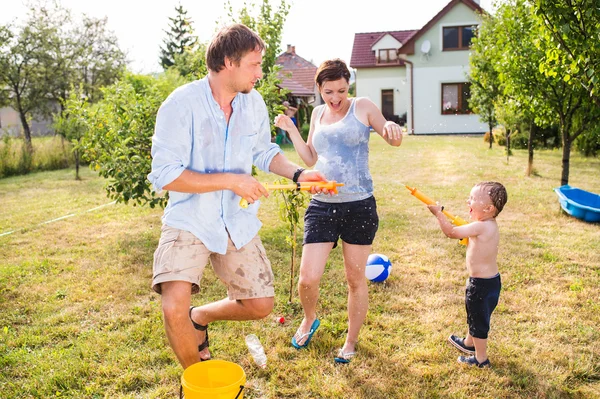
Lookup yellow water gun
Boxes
[404,184,469,245]
[240,181,344,208]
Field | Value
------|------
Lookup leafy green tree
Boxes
[273,178,309,302]
[491,0,598,185]
[468,12,502,150]
[534,0,600,107]
[0,12,55,152]
[81,71,187,207]
[226,0,290,135]
[0,2,125,155]
[53,86,89,180]
[160,4,199,70]
[172,43,208,81]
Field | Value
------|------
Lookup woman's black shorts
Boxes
[303,196,379,248]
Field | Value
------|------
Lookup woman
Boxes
[274,58,403,363]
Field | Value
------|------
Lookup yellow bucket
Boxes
[181,360,246,399]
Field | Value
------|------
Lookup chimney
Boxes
[286,44,292,53]
[291,46,296,54]
[286,45,296,55]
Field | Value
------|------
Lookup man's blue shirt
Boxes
[148,77,281,254]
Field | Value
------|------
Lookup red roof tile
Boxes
[276,47,317,96]
[350,30,417,68]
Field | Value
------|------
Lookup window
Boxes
[441,83,471,114]
[377,49,398,64]
[381,90,394,119]
[443,25,476,50]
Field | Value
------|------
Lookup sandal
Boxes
[189,306,210,360]
[291,319,320,349]
[447,335,475,355]
[334,349,356,364]
[457,355,491,368]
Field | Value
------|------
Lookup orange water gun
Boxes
[404,184,469,245]
[239,181,344,208]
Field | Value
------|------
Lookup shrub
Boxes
[0,136,74,178]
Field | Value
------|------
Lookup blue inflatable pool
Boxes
[553,185,600,223]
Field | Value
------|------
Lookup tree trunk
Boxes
[18,110,33,154]
[527,122,535,176]
[506,128,511,164]
[561,131,571,186]
[488,121,494,149]
[75,148,81,180]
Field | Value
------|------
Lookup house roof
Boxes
[276,45,317,97]
[349,0,484,67]
[349,30,417,68]
[398,0,484,55]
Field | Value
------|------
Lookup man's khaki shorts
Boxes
[152,225,274,300]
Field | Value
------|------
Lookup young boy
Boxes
[427,181,507,368]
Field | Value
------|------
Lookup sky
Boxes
[1,0,493,74]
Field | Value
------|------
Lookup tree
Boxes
[0,13,55,153]
[227,0,290,135]
[273,178,308,302]
[490,0,599,185]
[53,86,89,180]
[159,4,199,70]
[81,71,188,207]
[171,43,208,81]
[0,2,125,155]
[534,0,600,107]
[468,11,503,150]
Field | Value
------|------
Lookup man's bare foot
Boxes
[189,307,211,361]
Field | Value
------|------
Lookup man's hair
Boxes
[476,181,508,217]
[315,58,351,87]
[206,24,265,72]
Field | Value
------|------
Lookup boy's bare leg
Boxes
[472,337,488,363]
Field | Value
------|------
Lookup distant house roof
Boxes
[350,0,484,67]
[276,45,317,97]
[349,30,417,68]
[398,0,484,55]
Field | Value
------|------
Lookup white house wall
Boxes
[354,67,409,119]
[412,66,486,134]
[405,1,486,134]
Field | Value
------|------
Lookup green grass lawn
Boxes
[1,135,599,398]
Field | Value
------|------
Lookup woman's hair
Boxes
[476,181,508,217]
[206,24,265,72]
[315,58,351,87]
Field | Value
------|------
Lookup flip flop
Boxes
[291,319,320,349]
[334,349,356,364]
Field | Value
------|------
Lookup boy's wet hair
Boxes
[315,59,351,87]
[476,181,507,217]
[206,24,265,72]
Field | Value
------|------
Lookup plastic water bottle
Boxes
[245,334,267,368]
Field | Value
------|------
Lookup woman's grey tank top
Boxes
[312,98,373,203]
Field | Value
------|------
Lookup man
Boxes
[148,23,327,368]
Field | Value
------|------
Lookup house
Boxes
[350,0,487,134]
[0,106,55,137]
[275,45,322,126]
